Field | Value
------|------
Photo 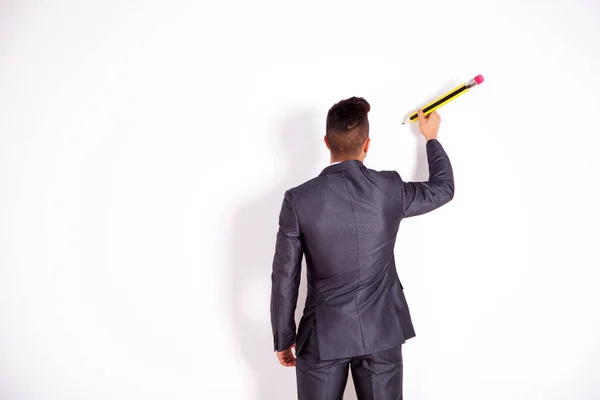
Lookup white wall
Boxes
[1,1,599,399]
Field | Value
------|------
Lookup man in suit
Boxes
[270,97,454,400]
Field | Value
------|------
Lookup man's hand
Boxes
[417,109,441,141]
[276,343,297,367]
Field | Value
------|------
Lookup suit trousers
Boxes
[296,324,403,400]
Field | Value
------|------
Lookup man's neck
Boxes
[330,158,362,164]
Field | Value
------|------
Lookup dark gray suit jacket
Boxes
[270,139,454,361]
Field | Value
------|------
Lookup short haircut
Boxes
[326,97,370,157]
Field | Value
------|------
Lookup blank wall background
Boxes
[1,1,599,399]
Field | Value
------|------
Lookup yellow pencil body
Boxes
[403,84,469,124]
[403,75,483,124]
[421,85,469,116]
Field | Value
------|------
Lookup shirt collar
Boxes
[320,160,364,176]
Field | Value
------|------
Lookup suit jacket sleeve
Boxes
[270,190,303,352]
[400,139,455,218]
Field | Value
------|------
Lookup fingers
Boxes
[281,357,296,367]
[276,349,297,367]
[418,109,441,121]
[278,356,296,366]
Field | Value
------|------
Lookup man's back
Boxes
[272,139,453,361]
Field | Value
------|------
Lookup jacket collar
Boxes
[319,159,364,176]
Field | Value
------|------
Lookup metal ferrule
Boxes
[466,79,477,88]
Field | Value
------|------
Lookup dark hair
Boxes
[326,97,370,157]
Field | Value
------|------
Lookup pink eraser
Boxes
[474,74,484,84]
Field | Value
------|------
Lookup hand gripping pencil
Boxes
[403,74,484,124]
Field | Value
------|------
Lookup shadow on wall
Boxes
[226,110,360,399]
[409,121,429,182]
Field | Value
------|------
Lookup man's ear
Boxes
[363,138,371,153]
[324,135,331,150]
